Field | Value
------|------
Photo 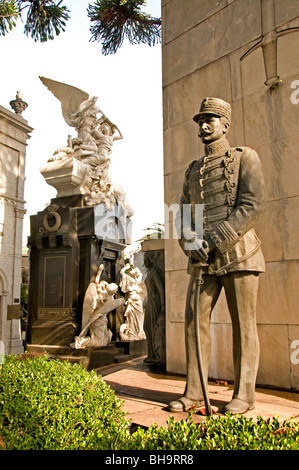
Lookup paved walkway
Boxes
[94,356,299,428]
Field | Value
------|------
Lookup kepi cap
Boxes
[193,97,231,124]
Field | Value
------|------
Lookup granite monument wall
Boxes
[162,0,299,391]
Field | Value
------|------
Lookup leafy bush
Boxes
[1,353,298,450]
[0,353,131,450]
[128,413,299,450]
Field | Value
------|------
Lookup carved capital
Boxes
[14,206,27,219]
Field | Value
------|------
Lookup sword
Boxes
[193,266,213,416]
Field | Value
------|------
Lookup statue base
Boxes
[116,339,147,357]
[40,156,88,198]
[26,197,130,348]
[30,319,78,346]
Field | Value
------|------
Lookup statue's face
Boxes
[198,115,227,144]
[97,280,108,293]
[102,123,111,135]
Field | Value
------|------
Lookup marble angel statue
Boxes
[40,76,100,161]
[72,264,124,349]
[84,112,123,176]
[39,76,123,168]
[39,76,133,218]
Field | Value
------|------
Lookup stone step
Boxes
[88,345,125,370]
[25,342,144,370]
[50,354,90,369]
[114,354,133,364]
[116,340,147,357]
[26,343,89,357]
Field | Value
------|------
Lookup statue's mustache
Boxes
[199,129,212,137]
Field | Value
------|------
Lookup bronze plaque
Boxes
[38,308,73,321]
[7,304,22,320]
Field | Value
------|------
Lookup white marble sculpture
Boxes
[119,245,147,341]
[39,76,133,217]
[72,264,124,349]
[123,243,142,266]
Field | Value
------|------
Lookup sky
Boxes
[0,0,164,247]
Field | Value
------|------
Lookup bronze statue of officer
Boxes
[169,97,265,415]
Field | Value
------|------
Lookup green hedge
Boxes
[1,353,298,450]
[0,353,131,450]
[129,413,299,450]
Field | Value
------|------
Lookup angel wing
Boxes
[81,282,98,332]
[79,297,125,338]
[39,76,90,126]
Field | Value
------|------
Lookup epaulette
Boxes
[185,159,198,178]
[188,159,198,169]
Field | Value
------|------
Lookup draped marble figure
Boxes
[119,245,146,341]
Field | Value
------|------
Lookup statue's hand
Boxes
[190,239,209,262]
[184,237,214,262]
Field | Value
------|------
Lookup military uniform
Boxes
[171,98,265,414]
[180,139,265,276]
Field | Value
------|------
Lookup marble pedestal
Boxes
[26,157,132,348]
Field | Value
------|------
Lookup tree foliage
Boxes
[0,0,19,35]
[0,0,161,54]
[23,0,70,42]
[136,222,164,241]
[0,1,70,42]
[88,0,161,55]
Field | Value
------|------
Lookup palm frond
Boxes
[136,222,164,241]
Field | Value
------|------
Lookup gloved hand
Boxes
[188,238,209,262]
[186,236,215,262]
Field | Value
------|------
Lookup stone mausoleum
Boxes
[0,98,33,355]
[162,0,299,391]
